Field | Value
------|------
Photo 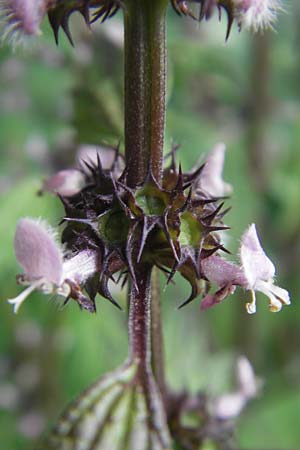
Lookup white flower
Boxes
[8,218,98,313]
[233,0,283,32]
[240,224,290,314]
[197,143,232,198]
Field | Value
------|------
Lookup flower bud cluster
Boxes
[8,145,290,315]
[0,0,283,46]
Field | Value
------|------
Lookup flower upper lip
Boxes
[195,143,232,198]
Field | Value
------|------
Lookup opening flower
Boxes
[41,144,125,197]
[0,0,47,45]
[41,169,86,197]
[213,356,259,420]
[8,218,99,313]
[233,0,282,32]
[201,223,290,313]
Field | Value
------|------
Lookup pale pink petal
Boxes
[14,218,63,285]
[237,357,259,398]
[15,0,46,35]
[42,170,85,197]
[213,392,246,420]
[200,284,236,311]
[240,224,275,288]
[0,0,47,45]
[201,255,246,311]
[77,144,125,176]
[233,0,282,32]
[213,357,259,419]
[200,294,219,311]
[202,255,246,287]
[62,250,99,285]
[101,20,123,48]
[198,143,232,197]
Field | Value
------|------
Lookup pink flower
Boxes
[201,255,246,310]
[41,170,86,197]
[240,223,290,314]
[41,144,125,198]
[77,144,125,177]
[233,0,282,32]
[201,224,290,314]
[0,0,47,45]
[8,218,99,313]
[197,143,232,198]
[213,356,259,420]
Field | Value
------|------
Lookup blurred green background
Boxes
[1,3,300,449]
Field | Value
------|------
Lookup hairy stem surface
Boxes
[124,0,167,186]
[124,0,168,401]
[128,264,152,377]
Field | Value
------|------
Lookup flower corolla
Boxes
[213,356,259,420]
[0,0,47,45]
[233,0,282,32]
[197,143,232,198]
[8,218,99,313]
[201,223,290,313]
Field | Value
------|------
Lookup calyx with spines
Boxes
[60,147,230,312]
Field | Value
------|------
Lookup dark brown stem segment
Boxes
[128,268,171,447]
[124,0,167,186]
[124,0,167,400]
[128,264,152,376]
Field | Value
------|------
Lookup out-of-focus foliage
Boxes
[1,3,300,449]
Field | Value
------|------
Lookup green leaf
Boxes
[41,361,172,450]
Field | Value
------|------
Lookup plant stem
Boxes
[124,0,167,186]
[151,267,166,399]
[128,264,152,376]
[124,0,168,400]
[128,265,171,447]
